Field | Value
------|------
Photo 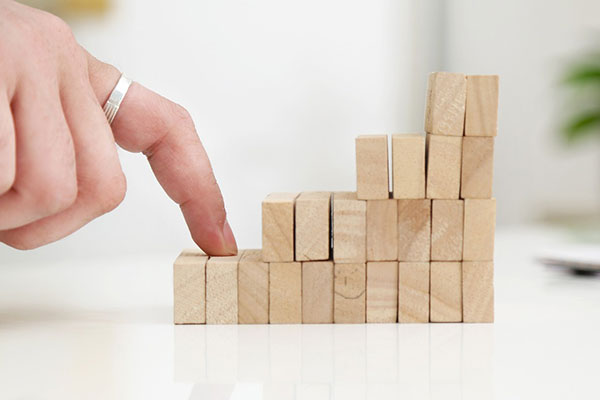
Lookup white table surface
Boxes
[1,226,599,400]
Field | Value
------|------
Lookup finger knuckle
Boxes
[35,177,78,215]
[94,171,127,215]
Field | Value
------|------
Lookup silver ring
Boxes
[103,74,132,125]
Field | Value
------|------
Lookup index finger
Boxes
[86,53,238,256]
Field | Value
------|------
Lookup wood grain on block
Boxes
[206,253,242,324]
[461,137,494,198]
[295,192,331,261]
[356,135,389,200]
[333,192,366,263]
[398,262,430,323]
[431,200,464,261]
[397,199,431,261]
[426,134,462,199]
[262,192,298,262]
[463,261,494,323]
[334,262,366,323]
[174,251,207,324]
[269,262,302,324]
[302,261,334,323]
[366,261,398,323]
[430,262,462,322]
[238,249,269,324]
[463,199,496,261]
[391,134,426,199]
[366,199,398,261]
[465,75,499,137]
[424,72,467,136]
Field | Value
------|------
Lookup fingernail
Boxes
[222,220,238,256]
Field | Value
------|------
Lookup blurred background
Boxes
[2,0,600,262]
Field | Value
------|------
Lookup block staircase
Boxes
[174,72,498,324]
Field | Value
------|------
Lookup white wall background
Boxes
[2,0,599,263]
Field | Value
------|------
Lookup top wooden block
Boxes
[465,75,499,137]
[262,192,299,262]
[295,192,331,261]
[424,72,467,136]
[391,134,426,199]
[356,135,389,200]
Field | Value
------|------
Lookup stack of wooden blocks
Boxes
[174,72,498,325]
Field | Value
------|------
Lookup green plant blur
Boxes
[562,52,600,144]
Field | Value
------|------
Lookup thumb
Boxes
[84,50,238,256]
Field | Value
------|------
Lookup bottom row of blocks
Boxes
[174,249,493,325]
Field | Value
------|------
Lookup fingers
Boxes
[0,55,125,249]
[0,93,16,195]
[0,81,77,230]
[85,53,237,256]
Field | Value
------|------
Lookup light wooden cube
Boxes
[302,261,334,323]
[356,135,389,200]
[425,72,467,136]
[173,251,207,324]
[366,199,398,261]
[333,192,366,263]
[465,75,499,137]
[269,262,302,324]
[463,199,496,261]
[426,134,462,199]
[398,262,430,323]
[461,137,494,198]
[462,261,494,323]
[295,192,331,261]
[206,253,243,324]
[430,262,462,322]
[391,133,426,199]
[262,193,299,262]
[431,200,464,261]
[366,261,398,323]
[334,262,366,323]
[238,249,269,324]
[397,199,431,261]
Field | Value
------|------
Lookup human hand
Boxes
[0,1,238,255]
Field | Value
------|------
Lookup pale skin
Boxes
[0,1,238,255]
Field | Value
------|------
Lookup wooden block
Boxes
[302,261,334,323]
[238,249,269,324]
[366,261,398,323]
[398,262,429,323]
[424,72,467,136]
[391,133,426,199]
[269,262,302,324]
[173,251,207,324]
[333,192,366,263]
[431,200,464,261]
[295,192,331,261]
[356,135,389,200]
[206,253,243,324]
[397,199,431,261]
[262,192,299,262]
[430,262,462,322]
[334,262,366,323]
[461,137,494,198]
[462,261,494,323]
[366,199,398,261]
[465,75,499,137]
[463,199,496,261]
[426,134,462,199]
